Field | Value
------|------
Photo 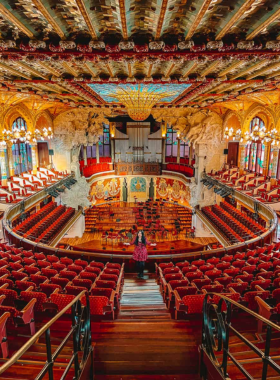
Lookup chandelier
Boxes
[0,126,53,146]
[224,125,280,145]
[108,84,178,121]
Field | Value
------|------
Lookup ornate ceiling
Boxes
[0,0,280,111]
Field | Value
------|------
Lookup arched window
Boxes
[245,117,265,174]
[11,117,32,175]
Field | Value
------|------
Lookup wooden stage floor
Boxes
[60,233,218,255]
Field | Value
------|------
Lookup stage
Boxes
[60,235,218,256]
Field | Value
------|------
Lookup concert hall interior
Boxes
[2,1,280,379]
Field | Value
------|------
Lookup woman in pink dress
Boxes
[132,230,150,278]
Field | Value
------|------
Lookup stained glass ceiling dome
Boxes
[88,84,191,121]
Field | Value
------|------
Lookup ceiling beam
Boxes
[105,63,114,78]
[118,0,128,40]
[230,61,267,79]
[38,62,61,77]
[218,61,245,77]
[127,62,133,77]
[17,62,49,80]
[266,69,280,79]
[0,63,31,79]
[32,0,65,39]
[0,3,34,38]
[246,7,280,40]
[185,0,213,40]
[147,64,153,77]
[165,63,175,78]
[83,63,97,77]
[215,0,256,40]
[74,0,98,40]
[61,63,78,77]
[200,61,220,77]
[246,61,280,79]
[155,0,169,40]
[182,62,198,77]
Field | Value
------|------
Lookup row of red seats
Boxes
[165,157,196,165]
[155,241,280,319]
[202,206,244,244]
[211,204,257,240]
[80,157,112,169]
[166,163,194,177]
[82,163,111,177]
[0,243,125,357]
[35,207,75,244]
[221,202,265,234]
[23,205,67,239]
[14,202,56,233]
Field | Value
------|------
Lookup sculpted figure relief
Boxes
[53,107,112,148]
[152,108,223,147]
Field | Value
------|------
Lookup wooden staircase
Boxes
[93,272,201,379]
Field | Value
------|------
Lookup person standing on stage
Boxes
[132,230,150,278]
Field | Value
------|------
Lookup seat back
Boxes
[21,291,47,311]
[50,293,75,314]
[182,294,205,314]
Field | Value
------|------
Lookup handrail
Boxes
[204,293,280,332]
[0,290,87,375]
[201,292,280,380]
[1,171,277,261]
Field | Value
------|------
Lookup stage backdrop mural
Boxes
[90,178,120,204]
[156,178,191,207]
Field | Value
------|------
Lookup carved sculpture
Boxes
[53,108,112,149]
[152,108,223,147]
[61,176,90,210]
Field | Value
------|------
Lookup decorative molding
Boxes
[185,0,213,40]
[0,3,34,38]
[32,0,65,39]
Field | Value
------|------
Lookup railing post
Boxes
[71,301,80,379]
[262,325,272,380]
[45,328,54,380]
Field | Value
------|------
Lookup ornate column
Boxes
[262,142,269,175]
[83,145,87,166]
[0,146,8,185]
[111,138,115,163]
[96,141,100,163]
[161,121,167,164]
[6,142,14,177]
[177,138,180,164]
[270,146,280,179]
[30,142,38,174]
[189,143,193,165]
[239,143,247,171]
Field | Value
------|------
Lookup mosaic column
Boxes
[239,143,247,171]
[262,143,269,175]
[0,146,8,185]
[177,138,180,164]
[30,142,38,174]
[270,146,280,179]
[6,142,14,177]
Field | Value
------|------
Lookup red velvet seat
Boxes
[72,278,93,290]
[21,290,47,312]
[40,283,62,297]
[66,285,87,296]
[50,293,75,314]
